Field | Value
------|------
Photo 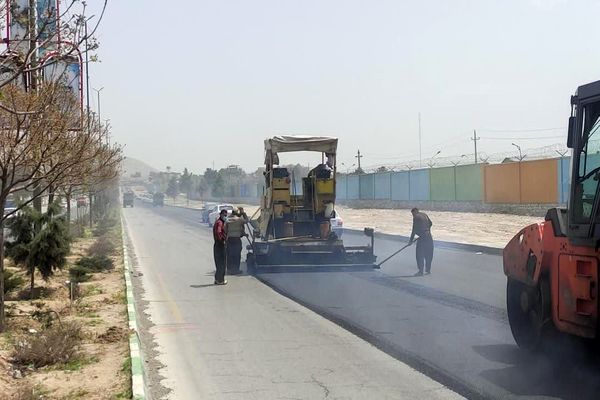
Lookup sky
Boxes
[89,0,600,173]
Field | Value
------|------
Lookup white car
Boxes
[201,202,218,223]
[330,210,344,238]
[207,204,235,227]
[3,198,17,219]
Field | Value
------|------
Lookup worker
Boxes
[309,154,334,179]
[225,208,246,275]
[409,208,434,276]
[212,209,228,285]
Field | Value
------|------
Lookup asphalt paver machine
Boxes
[504,80,600,349]
[245,135,376,273]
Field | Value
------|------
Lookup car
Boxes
[207,204,235,227]
[201,202,218,223]
[3,198,17,219]
[330,210,344,238]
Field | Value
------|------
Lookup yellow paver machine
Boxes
[245,135,377,273]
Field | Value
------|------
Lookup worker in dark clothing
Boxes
[213,209,228,285]
[409,208,434,276]
[225,208,246,275]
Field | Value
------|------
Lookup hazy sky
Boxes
[91,0,600,173]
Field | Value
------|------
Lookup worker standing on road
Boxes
[213,209,228,285]
[225,208,247,275]
[409,208,434,276]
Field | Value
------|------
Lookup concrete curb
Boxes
[363,230,504,256]
[121,216,147,400]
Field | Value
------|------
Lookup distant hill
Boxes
[122,156,158,179]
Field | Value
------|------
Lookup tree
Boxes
[180,168,192,196]
[0,1,114,331]
[376,166,388,173]
[166,176,179,198]
[0,84,120,331]
[212,174,225,197]
[203,168,219,187]
[0,1,108,114]
[5,203,70,299]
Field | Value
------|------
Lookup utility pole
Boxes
[355,149,363,172]
[29,0,42,214]
[419,112,422,168]
[84,18,91,133]
[472,130,480,164]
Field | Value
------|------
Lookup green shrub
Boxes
[76,255,114,272]
[3,269,25,295]
[87,236,116,257]
[93,215,118,237]
[69,265,92,283]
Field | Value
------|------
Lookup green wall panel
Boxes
[456,164,483,201]
[430,167,455,201]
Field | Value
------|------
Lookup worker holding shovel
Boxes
[409,208,434,276]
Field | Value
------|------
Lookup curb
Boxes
[121,216,147,400]
[364,230,504,256]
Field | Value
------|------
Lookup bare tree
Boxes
[0,81,120,331]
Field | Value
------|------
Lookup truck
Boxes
[123,191,135,208]
[504,79,600,349]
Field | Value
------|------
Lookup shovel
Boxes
[375,239,418,269]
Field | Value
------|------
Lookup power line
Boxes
[481,135,564,140]
[478,127,565,133]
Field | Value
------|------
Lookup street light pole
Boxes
[512,143,523,203]
[427,150,442,168]
[511,143,524,161]
[93,87,104,127]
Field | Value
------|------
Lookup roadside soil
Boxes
[0,225,130,400]
[160,195,541,248]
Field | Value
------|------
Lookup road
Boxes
[124,201,600,400]
[123,202,462,400]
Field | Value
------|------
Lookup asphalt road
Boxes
[125,201,600,400]
[123,201,462,400]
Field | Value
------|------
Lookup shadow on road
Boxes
[473,339,600,400]
[190,284,217,289]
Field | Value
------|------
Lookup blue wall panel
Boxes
[337,175,347,200]
[360,174,375,199]
[391,172,410,200]
[409,169,430,201]
[347,175,360,200]
[374,173,391,199]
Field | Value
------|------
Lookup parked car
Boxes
[201,202,218,223]
[207,204,234,227]
[330,210,344,238]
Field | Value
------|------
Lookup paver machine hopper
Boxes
[245,135,376,273]
[504,79,600,349]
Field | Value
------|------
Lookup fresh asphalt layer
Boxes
[126,201,600,400]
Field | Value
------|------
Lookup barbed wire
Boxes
[357,140,584,173]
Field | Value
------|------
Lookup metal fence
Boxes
[237,157,571,204]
